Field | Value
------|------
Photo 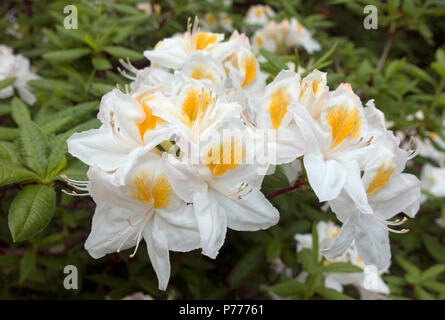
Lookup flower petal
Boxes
[193,190,227,259]
[143,217,171,291]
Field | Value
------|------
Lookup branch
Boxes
[265,178,306,199]
[376,31,395,72]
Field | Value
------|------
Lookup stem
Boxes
[376,31,395,72]
[265,177,306,199]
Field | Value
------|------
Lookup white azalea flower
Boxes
[224,31,267,92]
[244,5,276,26]
[421,164,445,199]
[295,220,390,297]
[250,18,321,55]
[286,18,321,54]
[84,150,200,290]
[162,129,279,259]
[324,100,421,270]
[68,87,173,172]
[253,70,314,165]
[144,18,236,70]
[290,83,374,214]
[145,80,279,258]
[136,2,152,16]
[0,45,39,105]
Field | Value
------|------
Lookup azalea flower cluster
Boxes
[0,45,38,105]
[295,221,390,299]
[252,17,321,55]
[242,5,320,54]
[66,19,421,290]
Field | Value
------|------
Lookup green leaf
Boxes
[423,281,445,294]
[414,286,435,300]
[0,126,18,140]
[0,77,16,90]
[312,222,319,264]
[90,83,115,96]
[396,255,421,278]
[28,79,77,92]
[9,184,56,242]
[405,64,436,86]
[17,120,49,177]
[92,56,112,70]
[422,234,445,263]
[266,239,282,261]
[0,141,18,162]
[266,279,306,297]
[19,250,37,283]
[298,249,318,273]
[46,134,69,178]
[302,42,337,78]
[43,48,91,63]
[229,246,264,286]
[421,264,445,281]
[315,287,355,300]
[0,159,39,186]
[103,46,143,61]
[259,48,289,72]
[11,97,31,126]
[323,262,363,273]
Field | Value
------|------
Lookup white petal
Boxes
[162,153,207,203]
[87,166,141,211]
[156,203,201,252]
[193,190,227,259]
[214,188,279,231]
[143,217,171,291]
[354,214,391,271]
[304,152,346,202]
[322,217,355,261]
[68,126,133,171]
[370,173,421,219]
[84,204,142,258]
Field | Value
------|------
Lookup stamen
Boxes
[62,189,90,197]
[371,215,410,234]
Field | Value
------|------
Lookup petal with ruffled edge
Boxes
[84,204,145,259]
[304,151,347,202]
[68,127,134,172]
[214,187,279,232]
[193,190,227,259]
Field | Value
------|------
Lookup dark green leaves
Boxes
[17,120,49,177]
[9,184,56,242]
[0,159,39,186]
[43,48,91,63]
[103,46,143,61]
[11,97,31,126]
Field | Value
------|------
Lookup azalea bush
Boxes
[1,0,445,300]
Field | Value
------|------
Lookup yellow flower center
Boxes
[131,171,172,208]
[181,88,214,129]
[135,93,165,142]
[203,138,245,177]
[193,32,218,51]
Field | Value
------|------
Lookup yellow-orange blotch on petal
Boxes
[268,87,290,129]
[366,162,395,197]
[325,105,361,149]
[241,52,257,88]
[131,171,172,208]
[204,138,245,177]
